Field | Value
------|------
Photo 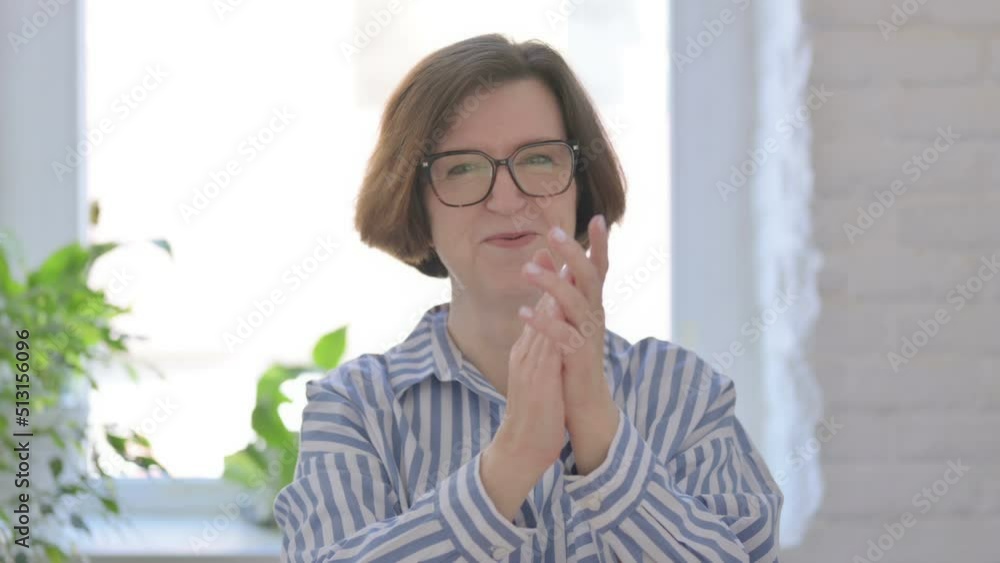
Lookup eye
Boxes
[445,160,490,177]
[518,153,555,166]
[446,163,476,176]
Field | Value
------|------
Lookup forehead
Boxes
[435,78,567,155]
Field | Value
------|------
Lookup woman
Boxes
[274,34,782,562]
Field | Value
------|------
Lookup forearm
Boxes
[479,439,547,522]
[567,398,620,475]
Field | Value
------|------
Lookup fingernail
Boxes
[518,305,533,318]
[550,226,567,242]
[523,262,542,275]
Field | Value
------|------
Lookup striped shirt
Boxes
[274,302,782,562]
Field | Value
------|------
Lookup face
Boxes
[423,78,578,300]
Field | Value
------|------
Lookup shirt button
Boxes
[584,495,602,510]
[491,545,510,560]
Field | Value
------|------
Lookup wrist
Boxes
[567,401,620,476]
[567,397,619,437]
[480,438,548,522]
[486,431,556,480]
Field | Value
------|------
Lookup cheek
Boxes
[551,182,578,228]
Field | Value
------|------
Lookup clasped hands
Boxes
[516,215,621,475]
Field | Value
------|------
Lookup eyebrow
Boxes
[433,137,567,155]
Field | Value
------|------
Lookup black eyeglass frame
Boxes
[420,139,581,208]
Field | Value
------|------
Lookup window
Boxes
[86,0,667,491]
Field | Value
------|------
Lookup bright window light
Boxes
[85,0,668,479]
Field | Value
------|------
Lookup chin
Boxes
[477,268,540,301]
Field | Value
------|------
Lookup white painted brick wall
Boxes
[783,0,1000,561]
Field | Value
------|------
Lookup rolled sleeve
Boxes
[560,353,782,562]
[436,452,538,561]
[564,408,655,534]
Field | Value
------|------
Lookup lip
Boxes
[483,230,536,242]
[483,232,538,248]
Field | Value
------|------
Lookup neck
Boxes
[445,281,540,397]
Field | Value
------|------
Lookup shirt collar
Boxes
[384,301,628,402]
[384,302,504,402]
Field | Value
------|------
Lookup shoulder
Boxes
[607,331,736,418]
[305,353,396,411]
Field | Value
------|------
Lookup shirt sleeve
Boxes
[274,373,539,562]
[562,352,783,563]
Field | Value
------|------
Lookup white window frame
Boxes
[671,0,823,547]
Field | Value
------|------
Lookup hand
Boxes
[519,215,620,474]
[492,275,567,474]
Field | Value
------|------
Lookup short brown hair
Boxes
[354,33,627,278]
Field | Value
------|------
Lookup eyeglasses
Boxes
[420,139,580,207]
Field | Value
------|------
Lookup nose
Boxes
[484,164,527,214]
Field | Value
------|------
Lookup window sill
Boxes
[71,478,281,562]
[75,514,280,562]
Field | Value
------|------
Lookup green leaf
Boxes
[58,484,85,496]
[251,404,295,453]
[223,446,269,489]
[86,241,119,265]
[124,362,140,382]
[43,542,66,563]
[0,242,25,296]
[255,365,299,410]
[131,455,166,473]
[28,242,90,286]
[100,496,120,514]
[150,238,173,257]
[131,431,152,448]
[70,513,90,533]
[106,433,127,456]
[15,552,28,563]
[49,457,64,479]
[312,327,347,370]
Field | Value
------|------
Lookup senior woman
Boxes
[274,34,782,562]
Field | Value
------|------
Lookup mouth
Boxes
[483,232,538,248]
[484,231,536,242]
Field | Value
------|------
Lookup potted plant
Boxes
[0,231,170,562]
[223,326,348,526]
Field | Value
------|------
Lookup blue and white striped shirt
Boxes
[274,302,782,562]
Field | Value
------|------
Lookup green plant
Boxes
[223,326,348,526]
[0,235,170,562]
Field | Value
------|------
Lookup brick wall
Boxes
[782,0,1000,561]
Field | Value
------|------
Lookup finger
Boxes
[588,214,610,282]
[532,247,559,273]
[511,320,531,363]
[528,249,566,321]
[522,262,592,329]
[547,225,601,305]
[521,307,580,351]
[525,319,545,372]
[533,291,560,321]
[545,292,567,322]
[538,333,562,376]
